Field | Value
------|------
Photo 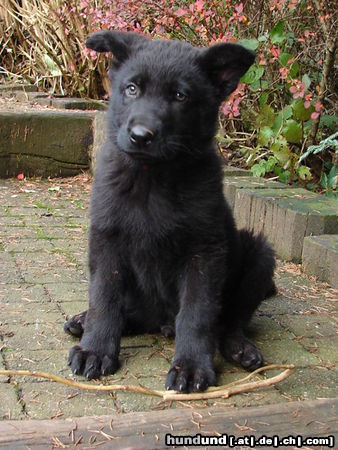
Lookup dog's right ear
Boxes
[86,31,147,64]
[197,43,255,99]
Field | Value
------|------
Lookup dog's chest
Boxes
[115,167,182,239]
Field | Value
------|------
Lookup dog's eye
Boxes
[174,91,187,102]
[125,83,139,97]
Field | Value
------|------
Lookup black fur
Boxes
[65,31,276,392]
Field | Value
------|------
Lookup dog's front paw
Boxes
[165,358,216,393]
[68,345,119,379]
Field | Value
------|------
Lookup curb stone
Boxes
[222,166,252,177]
[233,188,338,262]
[223,175,288,210]
[302,235,338,288]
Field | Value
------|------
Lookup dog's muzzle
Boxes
[129,125,154,147]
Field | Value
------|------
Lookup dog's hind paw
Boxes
[68,345,119,379]
[165,358,216,393]
[64,311,87,338]
[220,335,264,371]
[160,324,175,339]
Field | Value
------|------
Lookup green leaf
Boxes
[259,92,269,106]
[289,60,299,78]
[273,112,283,133]
[215,134,228,143]
[279,53,293,66]
[241,64,264,84]
[279,53,298,77]
[270,20,285,45]
[271,139,291,164]
[320,115,338,130]
[321,172,328,189]
[325,190,336,199]
[266,156,278,172]
[272,106,292,132]
[283,105,293,120]
[278,169,291,184]
[327,165,337,188]
[239,38,260,51]
[297,165,312,180]
[258,126,274,146]
[256,104,275,128]
[43,54,61,76]
[251,162,266,177]
[282,119,302,144]
[293,99,314,122]
[302,74,311,89]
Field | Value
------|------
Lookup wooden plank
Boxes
[0,398,336,449]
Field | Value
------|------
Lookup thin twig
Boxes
[0,364,295,402]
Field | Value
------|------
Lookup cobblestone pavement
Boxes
[0,176,337,420]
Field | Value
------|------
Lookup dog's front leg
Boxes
[165,256,220,392]
[68,233,124,379]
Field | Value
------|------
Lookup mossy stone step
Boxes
[233,188,338,262]
[0,111,94,178]
[0,83,38,94]
[223,176,288,209]
[302,235,338,288]
[222,166,252,177]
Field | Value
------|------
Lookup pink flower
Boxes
[269,0,287,11]
[259,52,267,65]
[221,84,245,119]
[175,7,186,17]
[279,67,290,80]
[195,0,204,12]
[311,101,323,119]
[269,46,280,62]
[288,0,298,9]
[304,93,312,108]
[289,80,306,99]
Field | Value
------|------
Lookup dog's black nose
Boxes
[129,125,154,147]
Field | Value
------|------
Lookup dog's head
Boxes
[87,31,254,162]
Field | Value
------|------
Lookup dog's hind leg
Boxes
[64,311,87,338]
[219,230,276,370]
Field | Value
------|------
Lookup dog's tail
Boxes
[240,229,276,294]
[233,229,277,323]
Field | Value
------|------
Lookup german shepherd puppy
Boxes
[65,31,276,392]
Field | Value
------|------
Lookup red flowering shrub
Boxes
[1,0,336,190]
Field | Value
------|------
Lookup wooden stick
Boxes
[0,364,295,402]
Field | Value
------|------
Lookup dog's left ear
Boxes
[198,43,255,98]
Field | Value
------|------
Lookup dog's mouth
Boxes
[121,149,158,162]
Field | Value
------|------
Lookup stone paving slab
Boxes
[0,176,337,421]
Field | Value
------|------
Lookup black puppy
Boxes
[65,31,276,393]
